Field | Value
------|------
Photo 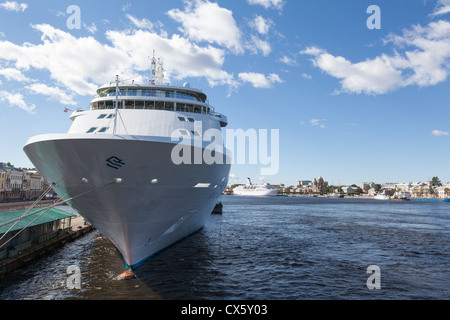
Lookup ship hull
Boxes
[233,189,278,196]
[24,134,230,268]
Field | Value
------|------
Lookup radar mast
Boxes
[150,50,165,85]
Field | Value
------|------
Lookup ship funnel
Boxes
[246,178,252,186]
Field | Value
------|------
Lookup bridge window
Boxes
[155,101,164,110]
[135,101,144,109]
[145,101,154,109]
[125,100,134,109]
[165,102,174,111]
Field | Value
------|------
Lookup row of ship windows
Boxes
[85,127,200,136]
[92,100,210,114]
[88,115,197,134]
[97,113,195,122]
[95,115,196,122]
[107,89,203,102]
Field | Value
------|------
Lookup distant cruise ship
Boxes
[233,178,278,196]
[24,55,230,268]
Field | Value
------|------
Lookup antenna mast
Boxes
[113,75,119,135]
[150,50,164,85]
[150,50,156,84]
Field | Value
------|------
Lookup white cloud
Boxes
[301,73,312,79]
[301,47,403,95]
[279,55,298,66]
[126,14,167,37]
[249,15,273,35]
[0,3,285,114]
[310,119,326,128]
[431,0,450,16]
[27,83,76,106]
[126,14,155,30]
[105,29,237,88]
[0,1,27,12]
[302,19,450,95]
[247,35,271,56]
[268,73,282,83]
[0,67,31,82]
[432,130,449,136]
[167,0,243,54]
[0,90,35,114]
[238,72,282,88]
[122,3,131,12]
[246,0,285,10]
[0,23,129,96]
[83,22,97,35]
[0,22,243,104]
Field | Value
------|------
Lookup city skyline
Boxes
[1,1,450,186]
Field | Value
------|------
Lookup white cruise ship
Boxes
[233,178,278,196]
[23,56,230,268]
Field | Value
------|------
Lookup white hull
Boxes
[327,193,344,198]
[374,194,390,200]
[233,188,278,196]
[24,134,230,267]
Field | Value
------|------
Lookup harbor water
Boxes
[0,195,449,300]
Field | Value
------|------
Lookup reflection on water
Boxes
[0,196,449,300]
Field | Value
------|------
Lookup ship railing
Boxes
[73,102,226,123]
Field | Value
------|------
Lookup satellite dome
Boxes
[183,82,191,88]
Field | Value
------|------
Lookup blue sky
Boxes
[1,0,450,186]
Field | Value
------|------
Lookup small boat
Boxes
[327,193,344,198]
[374,194,390,200]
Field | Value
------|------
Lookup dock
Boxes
[0,200,56,213]
[0,213,94,278]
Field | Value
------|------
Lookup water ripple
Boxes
[0,196,449,300]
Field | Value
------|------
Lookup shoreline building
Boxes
[312,176,328,193]
[0,163,24,201]
[0,163,49,202]
[294,177,328,194]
